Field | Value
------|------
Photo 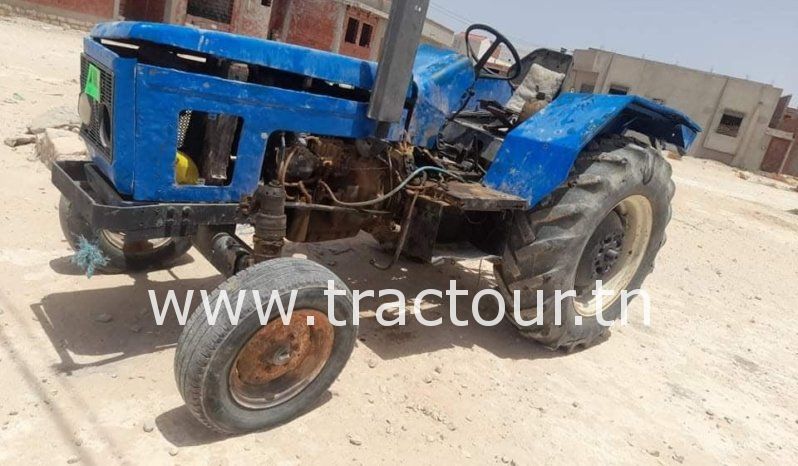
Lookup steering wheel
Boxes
[465,24,522,81]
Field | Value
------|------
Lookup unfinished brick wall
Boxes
[19,0,114,19]
[338,5,382,60]
[764,108,798,176]
[271,0,340,51]
[229,0,271,39]
[268,0,289,39]
[267,0,385,59]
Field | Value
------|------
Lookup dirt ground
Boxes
[1,15,797,466]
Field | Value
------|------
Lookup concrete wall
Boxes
[566,49,783,171]
[420,17,453,47]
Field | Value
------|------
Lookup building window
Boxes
[716,111,745,137]
[608,84,629,95]
[359,23,373,47]
[579,83,595,93]
[344,18,360,44]
[343,16,376,48]
[261,0,271,5]
[187,0,234,24]
[652,98,665,105]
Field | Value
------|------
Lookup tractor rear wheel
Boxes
[496,136,674,351]
[174,258,357,434]
[58,196,192,273]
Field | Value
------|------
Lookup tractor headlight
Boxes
[78,92,92,126]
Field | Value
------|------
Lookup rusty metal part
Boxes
[200,62,249,186]
[283,140,389,242]
[362,216,400,251]
[371,189,421,270]
[278,146,298,184]
[308,137,349,161]
[434,181,527,211]
[192,225,253,277]
[229,310,334,409]
[287,208,365,243]
[403,195,446,262]
[251,182,287,262]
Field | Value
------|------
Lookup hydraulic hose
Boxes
[319,166,463,208]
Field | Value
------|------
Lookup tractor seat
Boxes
[506,63,566,112]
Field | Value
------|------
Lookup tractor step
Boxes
[438,181,528,211]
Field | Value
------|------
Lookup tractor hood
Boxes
[91,21,382,92]
[89,22,508,146]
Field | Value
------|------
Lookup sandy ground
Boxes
[1,15,798,466]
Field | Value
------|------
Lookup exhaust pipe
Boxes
[367,0,430,137]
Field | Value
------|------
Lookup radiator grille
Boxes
[79,55,114,161]
[178,110,193,147]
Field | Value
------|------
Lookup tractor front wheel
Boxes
[497,136,674,351]
[174,258,357,434]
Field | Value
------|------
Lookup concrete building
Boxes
[1,0,453,60]
[564,48,784,171]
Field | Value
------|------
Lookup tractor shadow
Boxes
[36,235,568,372]
[153,391,334,447]
[310,236,568,363]
[31,262,223,374]
[33,236,573,373]
[47,253,197,275]
[33,235,582,446]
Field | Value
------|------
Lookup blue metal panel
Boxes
[485,93,701,206]
[132,64,393,202]
[83,24,514,202]
[91,22,380,92]
[83,37,137,195]
[471,77,512,110]
[408,44,512,147]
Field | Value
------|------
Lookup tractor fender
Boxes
[484,93,701,206]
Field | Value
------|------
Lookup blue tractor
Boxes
[52,1,699,433]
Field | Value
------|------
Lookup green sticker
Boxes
[85,64,101,102]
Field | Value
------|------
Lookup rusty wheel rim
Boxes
[229,310,334,409]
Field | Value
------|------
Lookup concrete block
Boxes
[4,135,37,147]
[35,128,87,168]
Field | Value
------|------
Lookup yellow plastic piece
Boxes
[175,151,200,185]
